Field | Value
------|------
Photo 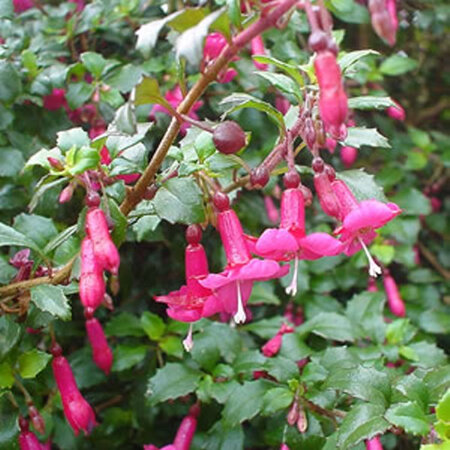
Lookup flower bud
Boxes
[264,196,279,224]
[341,146,358,168]
[59,185,74,204]
[314,171,341,218]
[251,35,268,70]
[308,30,329,53]
[383,272,406,317]
[262,333,283,357]
[85,317,113,375]
[366,436,384,450]
[47,157,64,171]
[286,400,299,426]
[297,405,308,433]
[250,166,270,189]
[213,121,246,155]
[28,405,45,435]
[386,102,406,121]
[18,417,45,450]
[172,413,198,450]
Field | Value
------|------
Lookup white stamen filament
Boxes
[234,280,247,324]
[358,237,382,278]
[285,257,299,296]
[182,323,194,352]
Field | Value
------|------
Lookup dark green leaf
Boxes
[337,169,387,202]
[66,82,95,109]
[14,213,58,251]
[140,312,166,341]
[0,148,25,177]
[112,345,147,372]
[385,401,430,435]
[391,188,432,216]
[348,96,396,110]
[343,127,390,149]
[80,52,107,78]
[0,222,39,251]
[105,312,146,337]
[261,387,294,415]
[299,312,355,342]
[0,61,22,103]
[256,72,303,101]
[30,285,71,321]
[0,316,21,360]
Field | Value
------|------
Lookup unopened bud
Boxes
[297,405,308,433]
[28,405,45,434]
[213,121,246,155]
[59,185,74,204]
[250,166,270,189]
[48,157,64,171]
[287,400,299,426]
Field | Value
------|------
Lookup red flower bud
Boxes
[341,146,358,168]
[262,333,283,357]
[383,273,406,317]
[85,318,113,375]
[172,413,198,450]
[28,405,45,434]
[213,121,246,155]
[59,185,74,204]
[366,436,384,450]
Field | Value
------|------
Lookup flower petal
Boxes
[298,232,344,260]
[255,228,298,260]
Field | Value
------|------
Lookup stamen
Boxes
[285,257,299,296]
[182,323,194,352]
[358,237,382,278]
[234,280,247,324]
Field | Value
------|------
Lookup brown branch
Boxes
[417,241,450,280]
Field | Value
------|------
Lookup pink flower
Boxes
[386,101,405,121]
[341,146,358,168]
[366,436,384,450]
[383,272,406,317]
[313,164,342,219]
[59,185,74,204]
[280,445,290,450]
[85,208,120,275]
[67,104,97,125]
[85,317,113,374]
[256,174,343,295]
[251,35,268,70]
[326,137,337,153]
[261,323,294,357]
[68,0,85,12]
[369,0,396,46]
[18,417,48,450]
[13,0,33,13]
[203,33,237,84]
[43,89,67,111]
[367,278,378,292]
[314,51,348,139]
[51,345,97,436]
[79,237,106,311]
[386,0,398,32]
[275,95,291,115]
[199,193,288,323]
[264,195,279,224]
[149,86,203,134]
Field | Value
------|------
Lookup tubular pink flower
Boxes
[366,436,384,450]
[331,178,359,221]
[79,237,106,311]
[203,33,238,84]
[85,318,113,375]
[275,95,291,115]
[18,418,47,450]
[172,414,197,450]
[13,0,33,13]
[280,445,290,450]
[383,272,406,317]
[261,323,294,357]
[386,102,406,121]
[386,0,398,32]
[264,195,279,224]
[314,170,341,219]
[200,195,288,323]
[251,35,268,70]
[51,352,97,436]
[43,89,67,111]
[85,208,120,275]
[368,0,396,46]
[341,146,358,168]
[149,86,203,134]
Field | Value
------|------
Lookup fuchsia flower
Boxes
[264,195,279,224]
[314,51,348,139]
[280,445,290,450]
[199,193,288,324]
[383,271,406,317]
[85,315,113,374]
[79,237,106,311]
[203,33,238,84]
[51,344,97,436]
[251,35,268,70]
[366,436,384,450]
[341,146,358,168]
[275,95,291,115]
[261,322,294,357]
[386,0,398,33]
[368,0,396,46]
[150,86,203,134]
[85,207,120,275]
[18,417,49,450]
[155,225,219,351]
[256,173,343,295]
[43,89,67,111]
[13,0,33,13]
[386,101,406,121]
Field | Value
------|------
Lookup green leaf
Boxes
[0,362,14,388]
[343,127,390,149]
[0,316,21,360]
[204,420,244,450]
[348,96,396,110]
[25,147,63,170]
[80,52,107,78]
[159,335,184,358]
[0,61,22,103]
[0,222,39,251]
[261,387,294,415]
[112,345,147,372]
[395,374,429,412]
[66,146,100,175]
[107,199,128,246]
[222,380,272,426]
[14,214,58,251]
[407,341,447,368]
[252,55,305,87]
[264,355,299,382]
[18,349,52,379]
[66,82,95,109]
[140,312,166,341]
[278,333,312,362]
[0,0,13,19]
[57,128,90,153]
[256,72,303,101]
[339,50,379,72]
[226,0,242,28]
[30,285,71,321]
[437,389,450,424]
[425,366,450,403]
[391,188,432,216]
[0,148,25,177]
[337,403,390,448]
[419,310,450,335]
[337,169,387,202]
[105,312,146,337]
[147,362,202,406]
[134,77,166,107]
[325,366,391,406]
[299,312,355,342]
[220,93,286,135]
[152,177,204,225]
[248,283,280,306]
[385,401,430,435]
[380,54,418,76]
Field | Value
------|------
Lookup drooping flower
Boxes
[155,225,219,350]
[366,436,384,450]
[264,195,279,224]
[43,88,67,111]
[79,237,106,311]
[85,314,113,375]
[203,33,238,83]
[275,95,291,115]
[18,417,49,450]
[314,51,348,139]
[256,173,343,295]
[386,101,405,121]
[341,145,358,168]
[251,35,268,70]
[261,323,294,357]
[199,193,288,324]
[51,344,97,436]
[383,271,406,317]
[149,86,203,134]
[27,405,45,435]
[368,0,396,46]
[13,0,33,13]
[85,208,120,275]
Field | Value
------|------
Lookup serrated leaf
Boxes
[222,380,272,426]
[343,127,390,149]
[299,312,355,342]
[337,403,389,448]
[18,349,52,379]
[0,222,40,252]
[147,362,202,405]
[395,374,429,412]
[66,82,95,109]
[256,72,303,101]
[25,147,63,170]
[220,93,285,135]
[262,387,294,415]
[337,169,387,202]
[30,285,71,321]
[348,96,396,110]
[57,128,90,153]
[14,214,58,251]
[80,52,107,78]
[105,312,145,337]
[385,401,430,435]
[152,177,204,224]
[391,187,431,216]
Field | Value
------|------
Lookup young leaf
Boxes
[0,222,40,251]
[252,55,306,87]
[18,349,52,379]
[80,52,108,78]
[339,49,379,72]
[0,316,21,360]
